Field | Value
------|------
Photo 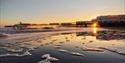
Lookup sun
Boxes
[92,23,97,27]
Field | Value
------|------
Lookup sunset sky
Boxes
[0,0,125,26]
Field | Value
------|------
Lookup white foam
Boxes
[58,49,68,53]
[58,49,84,56]
[70,52,84,56]
[42,54,59,61]
[2,47,23,53]
[0,51,32,57]
[37,54,59,63]
[82,47,104,52]
[0,53,21,57]
[23,51,32,56]
[37,59,51,63]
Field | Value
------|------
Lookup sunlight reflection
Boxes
[93,27,97,35]
[91,23,98,36]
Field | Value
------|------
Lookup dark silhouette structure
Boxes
[96,15,125,27]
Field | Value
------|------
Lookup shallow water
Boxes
[0,28,125,63]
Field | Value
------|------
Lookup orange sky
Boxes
[0,0,125,26]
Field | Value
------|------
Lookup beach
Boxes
[0,27,125,63]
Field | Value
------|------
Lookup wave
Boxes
[0,51,32,57]
[58,49,84,56]
[69,52,84,56]
[37,54,59,63]
[1,47,23,53]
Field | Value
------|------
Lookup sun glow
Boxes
[92,23,97,27]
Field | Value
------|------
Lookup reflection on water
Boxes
[77,27,125,40]
[96,30,125,40]
[0,28,125,63]
[92,27,97,35]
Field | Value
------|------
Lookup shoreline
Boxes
[0,27,125,34]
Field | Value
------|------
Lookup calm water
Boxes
[0,28,125,63]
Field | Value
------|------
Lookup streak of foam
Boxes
[37,54,59,63]
[58,49,84,56]
[0,51,32,57]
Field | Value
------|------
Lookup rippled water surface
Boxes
[0,28,125,63]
